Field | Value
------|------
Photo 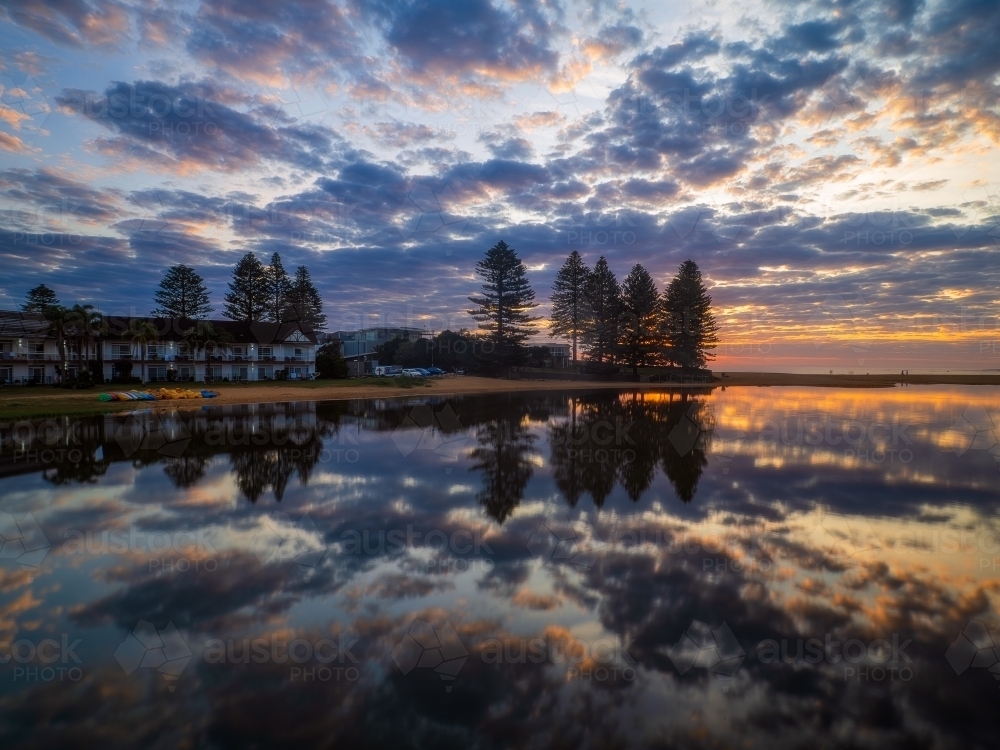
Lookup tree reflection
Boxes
[470,418,537,523]
[162,455,210,488]
[548,391,711,506]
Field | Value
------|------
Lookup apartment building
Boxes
[0,312,318,384]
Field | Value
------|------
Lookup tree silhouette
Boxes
[662,260,719,369]
[223,252,268,323]
[619,264,661,376]
[468,240,539,369]
[470,418,537,523]
[151,265,213,319]
[550,250,591,364]
[582,256,621,364]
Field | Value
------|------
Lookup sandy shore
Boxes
[2,372,998,419]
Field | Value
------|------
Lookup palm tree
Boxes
[43,305,70,385]
[129,321,159,383]
[67,304,103,379]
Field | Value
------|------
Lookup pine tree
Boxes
[661,259,719,369]
[22,284,60,315]
[619,264,661,376]
[468,240,539,368]
[283,266,327,330]
[265,253,292,322]
[549,250,591,364]
[223,252,268,323]
[582,256,621,363]
[151,265,213,319]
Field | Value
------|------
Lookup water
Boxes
[0,386,998,749]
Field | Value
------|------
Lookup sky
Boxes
[0,0,999,371]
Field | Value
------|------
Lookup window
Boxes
[32,342,44,354]
[259,346,273,357]
[112,344,131,359]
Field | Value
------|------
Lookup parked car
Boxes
[401,368,426,377]
[375,366,403,377]
[425,367,445,375]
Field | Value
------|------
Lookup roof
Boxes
[0,311,52,339]
[100,317,319,345]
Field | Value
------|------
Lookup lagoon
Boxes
[0,385,998,748]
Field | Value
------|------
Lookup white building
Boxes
[98,318,319,383]
[0,312,319,385]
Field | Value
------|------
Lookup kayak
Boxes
[98,388,220,401]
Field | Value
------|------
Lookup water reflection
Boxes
[0,387,998,749]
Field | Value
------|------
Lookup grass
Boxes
[0,377,433,420]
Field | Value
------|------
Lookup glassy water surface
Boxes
[0,386,998,749]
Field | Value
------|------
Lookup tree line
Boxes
[22,252,326,329]
[150,252,326,329]
[468,241,719,374]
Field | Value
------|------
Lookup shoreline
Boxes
[1,372,998,420]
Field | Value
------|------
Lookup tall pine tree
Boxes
[223,252,268,323]
[265,253,292,322]
[661,259,719,369]
[151,265,213,319]
[619,264,661,376]
[22,284,60,315]
[468,240,539,368]
[549,250,591,364]
[283,266,326,330]
[582,256,621,363]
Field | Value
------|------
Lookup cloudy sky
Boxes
[1,0,998,370]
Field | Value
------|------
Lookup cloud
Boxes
[0,0,133,47]
[364,0,564,93]
[186,0,362,84]
[55,79,345,172]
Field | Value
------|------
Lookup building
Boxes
[329,327,429,360]
[547,343,571,368]
[0,311,72,384]
[0,312,319,384]
[99,318,318,382]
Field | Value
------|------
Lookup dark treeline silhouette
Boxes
[1,392,711,513]
[548,391,712,507]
